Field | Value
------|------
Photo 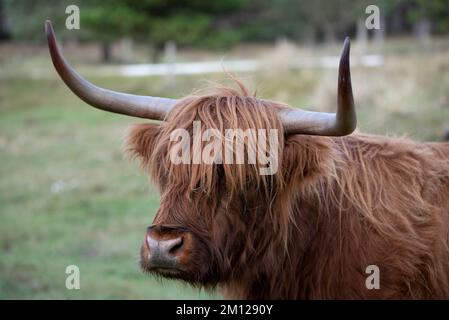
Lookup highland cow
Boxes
[46,21,449,299]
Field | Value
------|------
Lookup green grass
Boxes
[1,38,449,299]
[0,76,219,299]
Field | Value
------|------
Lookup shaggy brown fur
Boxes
[128,82,449,299]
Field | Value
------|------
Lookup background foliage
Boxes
[3,0,449,60]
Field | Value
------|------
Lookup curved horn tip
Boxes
[342,37,351,56]
[43,19,176,120]
[45,20,53,34]
[45,20,56,45]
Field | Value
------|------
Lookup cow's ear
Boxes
[282,135,333,187]
[126,123,161,168]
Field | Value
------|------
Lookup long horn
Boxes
[279,37,356,136]
[45,20,177,120]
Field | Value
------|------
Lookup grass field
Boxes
[1,38,449,299]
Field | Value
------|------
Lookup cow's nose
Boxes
[146,234,184,269]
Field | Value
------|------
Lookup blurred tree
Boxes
[237,0,313,42]
[122,0,250,60]
[4,0,76,42]
[238,0,359,43]
[81,0,145,62]
[80,0,249,62]
[409,0,449,34]
[3,0,449,60]
[0,0,11,40]
[301,0,356,42]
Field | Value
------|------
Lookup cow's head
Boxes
[45,21,356,287]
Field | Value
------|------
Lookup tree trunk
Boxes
[164,41,177,90]
[118,37,133,63]
[101,42,112,63]
[414,19,431,46]
[373,15,385,49]
[0,0,11,40]
[356,19,368,56]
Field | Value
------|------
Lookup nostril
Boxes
[144,234,185,269]
[169,237,184,255]
[146,234,184,256]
